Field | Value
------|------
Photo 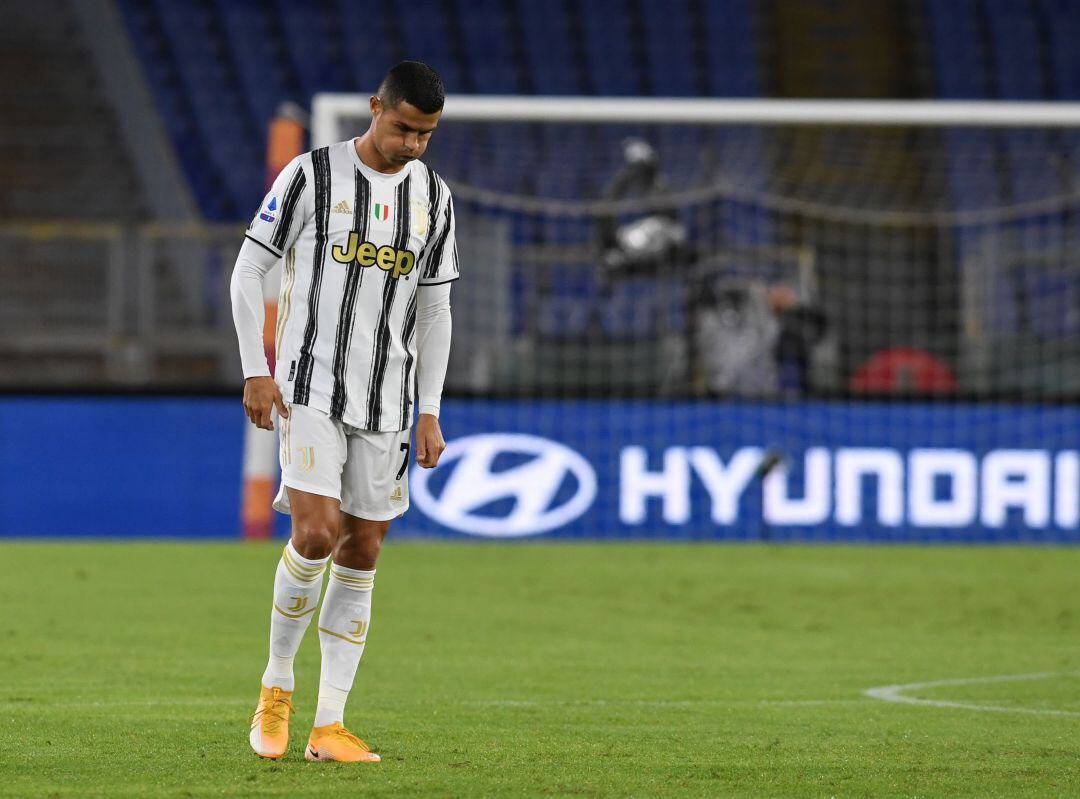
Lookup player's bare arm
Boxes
[414,413,445,468]
[243,376,288,431]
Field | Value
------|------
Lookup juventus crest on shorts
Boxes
[246,140,459,433]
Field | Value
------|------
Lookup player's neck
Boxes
[353,135,405,175]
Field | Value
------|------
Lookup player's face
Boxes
[372,98,441,167]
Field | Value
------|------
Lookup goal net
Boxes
[312,96,1080,543]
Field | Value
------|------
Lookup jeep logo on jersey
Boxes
[331,231,415,279]
[411,433,597,537]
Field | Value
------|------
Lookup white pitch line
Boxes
[468,698,865,709]
[759,699,869,707]
[0,698,249,710]
[864,671,1080,717]
[0,696,872,712]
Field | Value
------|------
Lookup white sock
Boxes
[313,564,375,728]
[261,541,329,692]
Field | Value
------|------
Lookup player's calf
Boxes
[261,541,329,693]
[314,564,376,727]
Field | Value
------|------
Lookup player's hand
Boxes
[243,376,288,431]
[415,413,445,469]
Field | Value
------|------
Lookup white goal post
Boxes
[310,93,1080,401]
[299,93,1080,544]
[313,95,1080,146]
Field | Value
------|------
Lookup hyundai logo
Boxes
[411,433,597,537]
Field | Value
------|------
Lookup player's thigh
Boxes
[340,427,412,523]
[286,487,343,557]
[273,405,349,552]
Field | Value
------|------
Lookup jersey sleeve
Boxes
[418,188,460,286]
[245,155,311,258]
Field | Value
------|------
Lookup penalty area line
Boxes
[0,697,250,710]
[469,698,868,709]
[864,671,1080,717]
[1,696,877,713]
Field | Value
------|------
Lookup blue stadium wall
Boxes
[1,396,1077,542]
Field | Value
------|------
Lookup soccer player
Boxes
[230,61,457,763]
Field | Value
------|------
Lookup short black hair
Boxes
[378,61,445,114]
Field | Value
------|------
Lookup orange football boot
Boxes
[249,685,294,759]
[305,722,381,763]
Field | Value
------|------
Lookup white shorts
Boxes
[273,404,412,521]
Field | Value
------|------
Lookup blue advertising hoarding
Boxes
[0,397,243,538]
[418,400,1080,543]
[0,396,1077,542]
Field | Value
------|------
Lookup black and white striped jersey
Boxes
[245,139,458,432]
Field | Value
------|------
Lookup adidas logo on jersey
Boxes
[331,231,416,280]
[332,199,351,215]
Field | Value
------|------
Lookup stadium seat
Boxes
[700,0,760,97]
[535,265,595,339]
[454,0,526,94]
[984,0,1044,100]
[577,0,641,95]
[214,0,290,127]
[597,279,662,339]
[925,0,990,99]
[515,0,583,95]
[391,3,464,91]
[638,0,700,96]
[273,0,352,99]
[333,3,402,92]
[1041,0,1080,99]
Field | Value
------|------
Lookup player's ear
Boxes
[369,95,381,118]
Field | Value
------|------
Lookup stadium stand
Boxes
[513,0,580,95]
[94,0,1080,220]
[115,0,765,219]
[2,0,1076,394]
[925,0,1080,393]
[0,0,150,385]
[0,2,146,220]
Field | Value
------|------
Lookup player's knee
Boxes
[291,521,338,559]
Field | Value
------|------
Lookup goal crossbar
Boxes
[313,95,1080,146]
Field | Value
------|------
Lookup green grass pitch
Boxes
[2,541,1079,797]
